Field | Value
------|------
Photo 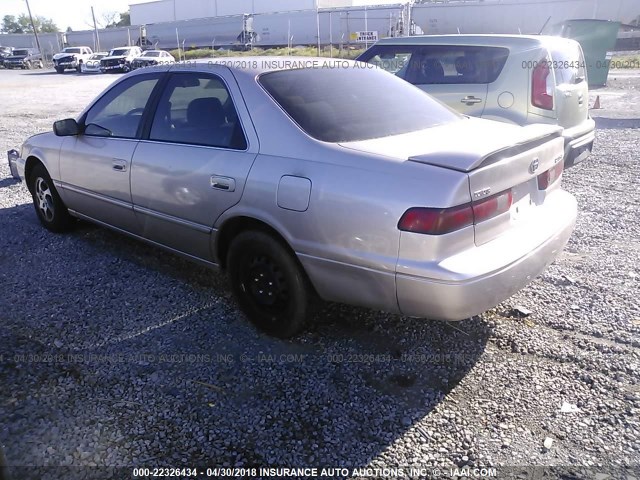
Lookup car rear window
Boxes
[359,45,509,85]
[259,66,461,143]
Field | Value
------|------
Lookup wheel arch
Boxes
[24,155,46,193]
[215,216,297,270]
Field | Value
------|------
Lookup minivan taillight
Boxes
[398,189,513,235]
[537,161,564,190]
[531,60,553,110]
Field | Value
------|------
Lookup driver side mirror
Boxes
[53,118,81,136]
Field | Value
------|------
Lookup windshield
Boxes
[13,50,29,56]
[259,65,460,143]
[110,49,131,56]
[63,48,82,54]
[91,54,107,60]
[143,51,161,57]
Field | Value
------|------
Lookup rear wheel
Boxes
[227,231,311,338]
[29,164,74,233]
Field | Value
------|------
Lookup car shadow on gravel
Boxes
[0,202,491,471]
[594,117,640,129]
[0,178,20,188]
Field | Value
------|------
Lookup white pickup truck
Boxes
[53,46,94,73]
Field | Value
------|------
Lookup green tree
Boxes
[2,14,59,33]
[1,15,23,33]
[117,11,131,27]
[104,11,131,28]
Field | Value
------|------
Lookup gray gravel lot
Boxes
[0,68,638,479]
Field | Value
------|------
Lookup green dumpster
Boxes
[555,19,621,87]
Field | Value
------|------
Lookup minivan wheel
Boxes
[227,231,310,338]
[29,164,74,233]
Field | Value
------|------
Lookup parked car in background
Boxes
[8,58,577,337]
[357,35,595,167]
[0,46,13,68]
[53,46,94,73]
[100,46,143,73]
[3,48,43,70]
[131,50,175,69]
[81,52,108,73]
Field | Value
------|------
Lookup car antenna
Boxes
[538,16,552,35]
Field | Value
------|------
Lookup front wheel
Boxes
[29,164,74,233]
[55,66,64,74]
[227,231,312,338]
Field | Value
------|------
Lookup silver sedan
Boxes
[8,58,577,337]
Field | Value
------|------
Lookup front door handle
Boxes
[460,95,483,106]
[112,159,127,172]
[210,175,236,192]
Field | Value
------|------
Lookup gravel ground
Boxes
[0,68,638,480]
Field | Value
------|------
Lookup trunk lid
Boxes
[340,117,565,245]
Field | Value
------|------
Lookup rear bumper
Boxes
[396,190,577,320]
[563,118,595,168]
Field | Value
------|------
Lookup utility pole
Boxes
[316,5,321,56]
[24,0,42,53]
[91,6,101,52]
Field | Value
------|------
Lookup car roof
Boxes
[374,34,577,48]
[164,56,363,78]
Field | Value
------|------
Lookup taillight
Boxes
[397,204,474,235]
[472,189,513,223]
[531,60,553,110]
[398,189,513,235]
[537,161,564,190]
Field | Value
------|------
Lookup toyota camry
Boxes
[8,58,577,337]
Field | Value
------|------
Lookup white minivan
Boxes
[357,35,595,167]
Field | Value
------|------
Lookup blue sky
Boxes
[2,0,149,31]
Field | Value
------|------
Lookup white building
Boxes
[130,0,404,24]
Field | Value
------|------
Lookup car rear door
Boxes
[130,68,258,262]
[359,44,509,117]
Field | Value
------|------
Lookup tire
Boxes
[28,164,74,233]
[55,66,64,74]
[227,231,311,338]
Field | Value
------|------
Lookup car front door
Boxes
[58,73,164,234]
[130,69,258,262]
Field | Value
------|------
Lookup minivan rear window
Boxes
[358,45,509,85]
[549,43,587,85]
[259,66,461,143]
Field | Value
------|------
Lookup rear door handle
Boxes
[210,175,236,192]
[112,159,127,172]
[460,95,483,105]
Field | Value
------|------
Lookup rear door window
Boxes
[149,73,247,150]
[360,45,509,85]
[549,43,587,85]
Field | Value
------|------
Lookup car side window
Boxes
[149,73,247,150]
[84,74,160,139]
[363,45,509,85]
